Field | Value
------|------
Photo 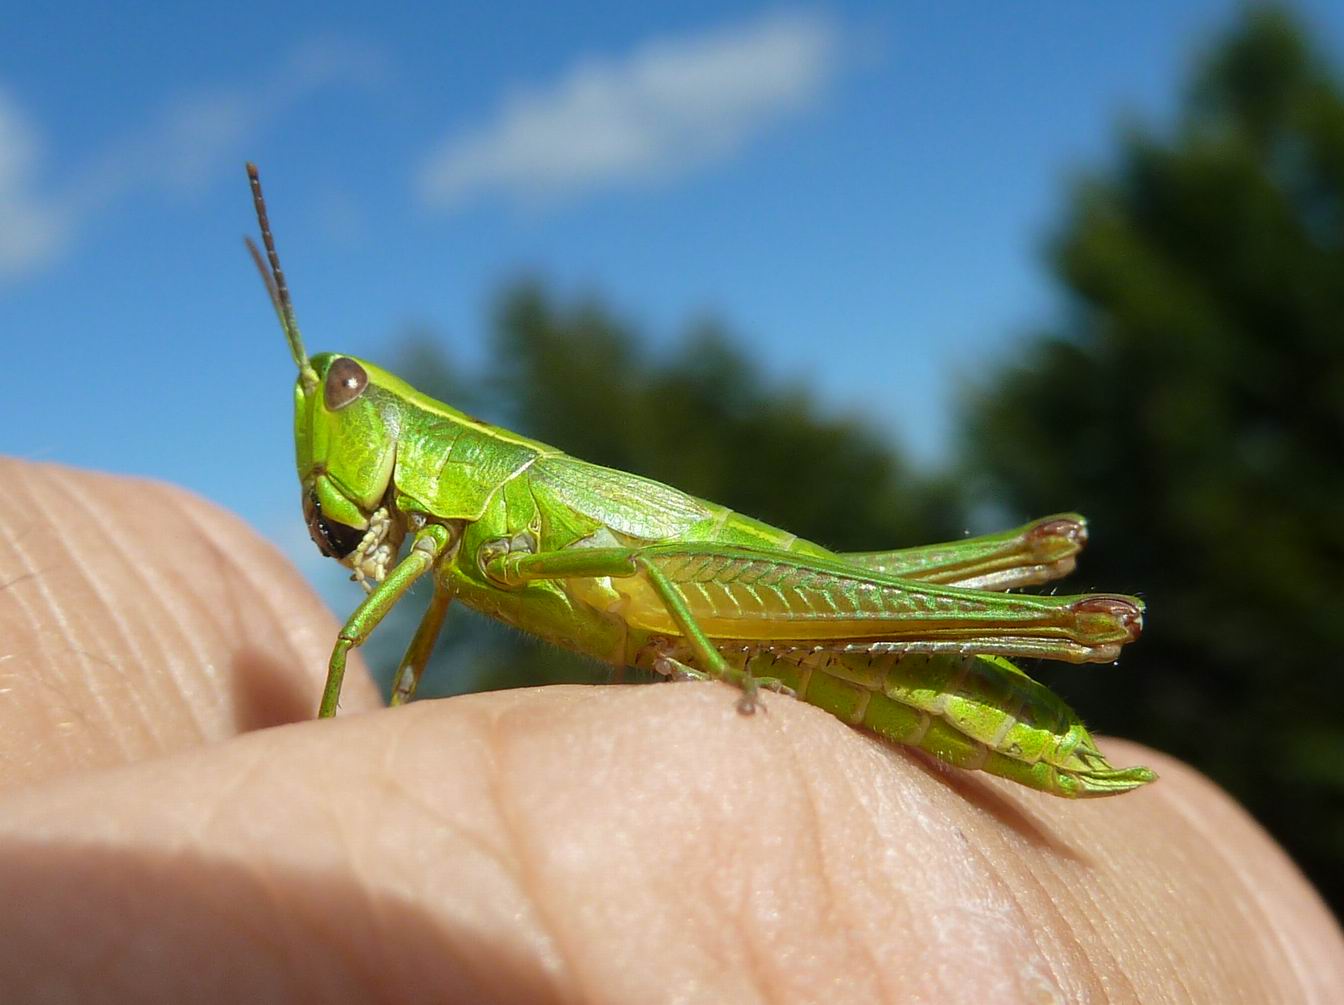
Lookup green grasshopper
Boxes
[246,164,1154,798]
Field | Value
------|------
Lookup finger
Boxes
[0,458,381,790]
[0,682,1338,1003]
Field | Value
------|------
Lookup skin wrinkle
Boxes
[358,724,448,997]
[329,894,404,1005]
[1076,777,1222,1005]
[1152,771,1307,1003]
[1043,863,1117,999]
[2,656,100,773]
[970,793,1117,996]
[821,735,930,947]
[250,879,346,1001]
[33,466,172,753]
[168,484,295,674]
[725,796,788,1002]
[372,709,526,904]
[187,860,297,990]
[334,774,393,965]
[977,825,1098,1001]
[6,471,141,763]
[97,481,229,719]
[204,807,347,998]
[0,570,42,592]
[189,739,272,847]
[52,793,288,994]
[376,699,416,809]
[171,494,253,668]
[377,751,513,872]
[1063,854,1150,1003]
[819,735,939,998]
[58,472,223,740]
[709,691,840,1002]
[771,706,889,1000]
[723,918,773,1005]
[1069,795,1177,999]
[302,882,388,1001]
[470,698,551,897]
[1130,788,1243,1003]
[486,705,578,1004]
[934,814,1051,1000]
[0,475,75,715]
[0,764,201,992]
[70,880,137,991]
[220,746,390,1000]
[443,702,580,1004]
[130,559,216,743]
[686,815,772,1004]
[380,780,526,944]
[50,467,193,671]
[853,742,1076,1002]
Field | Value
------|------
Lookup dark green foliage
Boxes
[963,8,1344,909]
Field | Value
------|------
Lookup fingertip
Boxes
[0,459,381,790]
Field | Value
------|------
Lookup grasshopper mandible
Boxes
[246,164,1154,798]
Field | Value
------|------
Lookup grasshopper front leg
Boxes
[320,523,453,717]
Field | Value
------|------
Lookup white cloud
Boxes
[418,10,841,210]
[76,37,384,207]
[0,38,383,283]
[0,90,72,277]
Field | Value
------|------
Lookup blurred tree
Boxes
[962,8,1344,908]
[491,282,962,549]
[364,282,963,698]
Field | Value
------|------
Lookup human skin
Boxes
[0,458,1340,1003]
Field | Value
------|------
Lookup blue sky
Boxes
[5,1,1344,586]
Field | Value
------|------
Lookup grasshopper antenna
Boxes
[246,162,318,393]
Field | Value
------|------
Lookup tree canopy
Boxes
[963,7,1344,909]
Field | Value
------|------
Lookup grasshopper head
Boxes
[294,352,400,567]
[247,164,404,579]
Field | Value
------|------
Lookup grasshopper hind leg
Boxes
[759,648,1158,798]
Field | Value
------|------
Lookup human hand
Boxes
[1,458,1340,1003]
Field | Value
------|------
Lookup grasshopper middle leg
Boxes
[389,581,454,707]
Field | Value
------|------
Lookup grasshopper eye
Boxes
[304,492,364,559]
[325,357,368,410]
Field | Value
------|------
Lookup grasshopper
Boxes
[246,164,1154,798]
